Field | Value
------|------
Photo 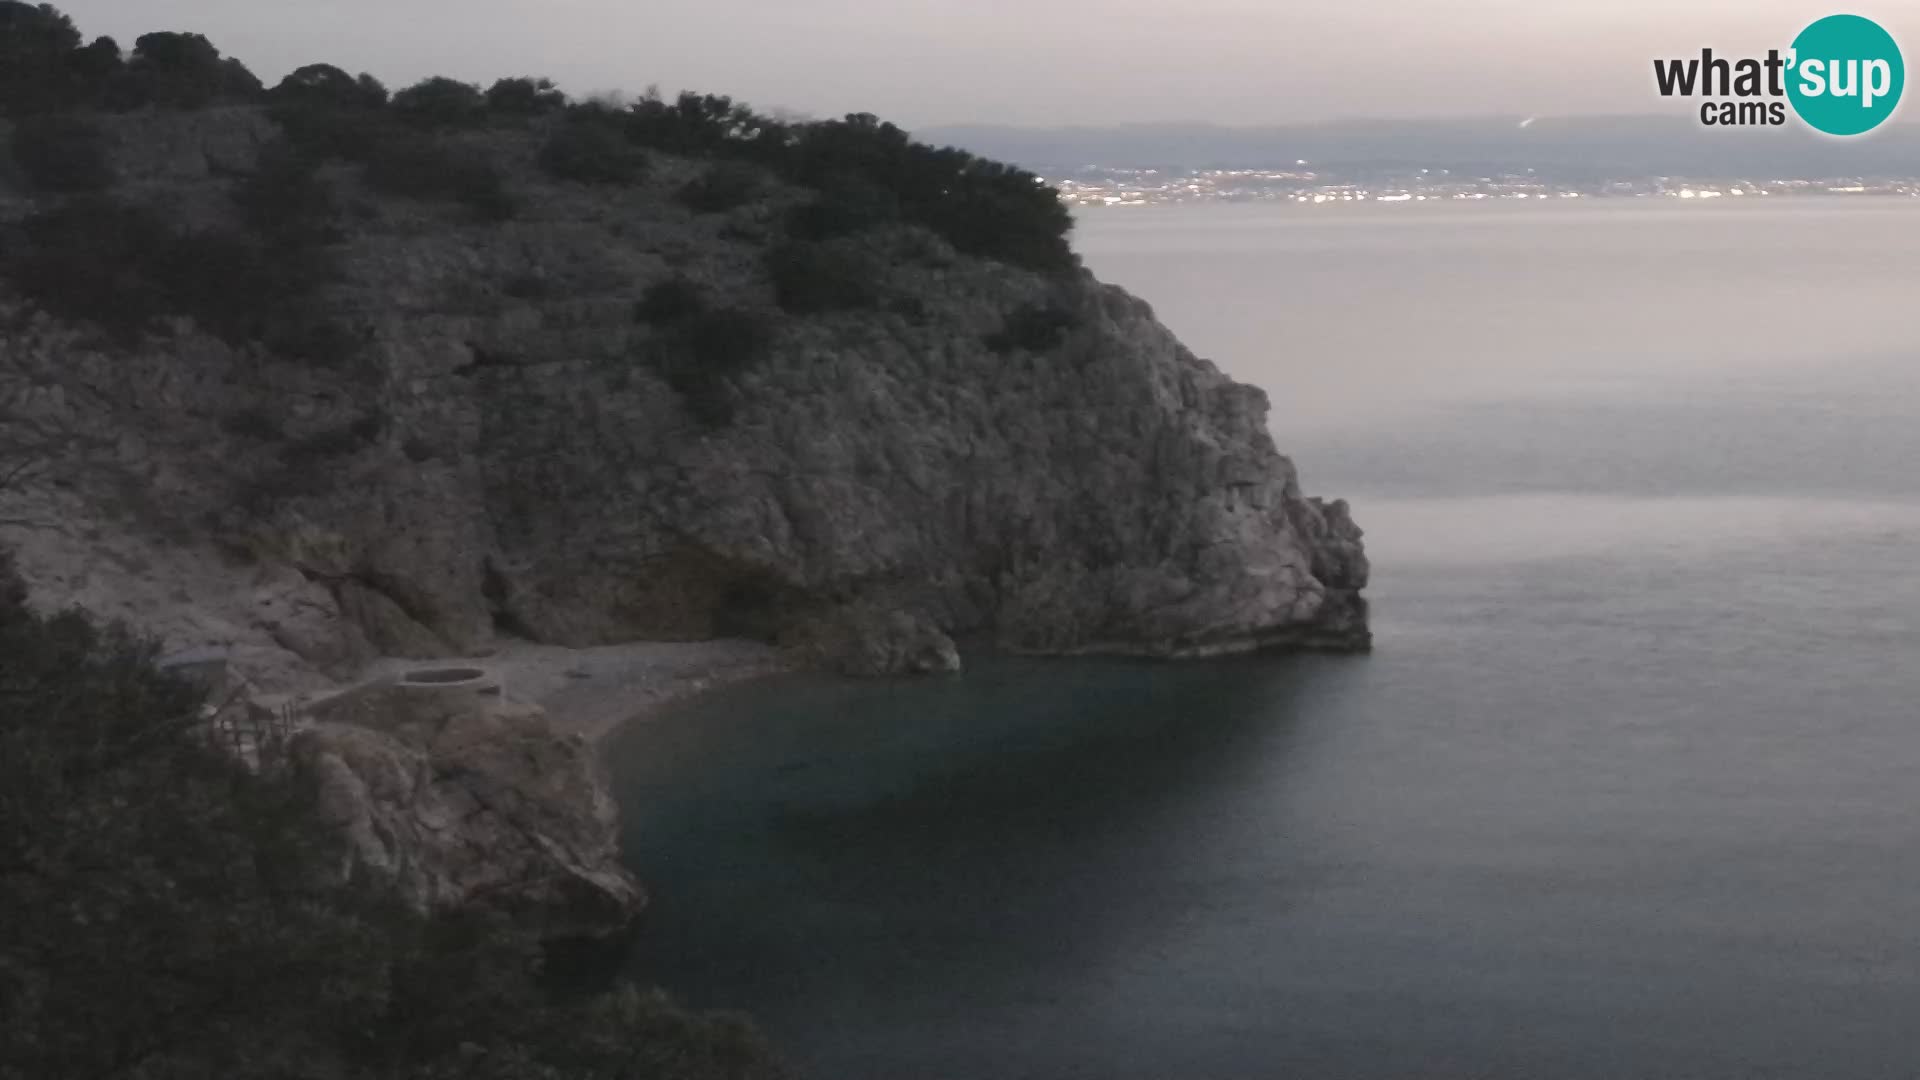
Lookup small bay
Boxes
[609,199,1920,1079]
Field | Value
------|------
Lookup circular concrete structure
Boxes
[397,666,504,699]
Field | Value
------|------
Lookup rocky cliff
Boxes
[0,100,1366,935]
[292,675,645,941]
[0,105,1368,692]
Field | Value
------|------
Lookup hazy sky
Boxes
[50,1,1912,127]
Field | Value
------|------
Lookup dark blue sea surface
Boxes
[605,200,1920,1079]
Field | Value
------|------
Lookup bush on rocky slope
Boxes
[361,136,519,220]
[6,111,112,192]
[235,138,344,246]
[6,196,329,346]
[766,239,885,313]
[986,297,1082,354]
[540,111,650,185]
[661,308,778,426]
[678,160,763,213]
[635,275,708,324]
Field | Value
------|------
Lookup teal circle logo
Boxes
[1787,14,1904,135]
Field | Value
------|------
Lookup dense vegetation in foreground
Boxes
[0,550,784,1079]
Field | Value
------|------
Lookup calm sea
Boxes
[606,198,1920,1079]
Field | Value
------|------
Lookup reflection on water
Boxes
[610,656,1322,980]
[608,655,1347,1073]
[608,202,1920,1079]
[610,496,1920,1078]
[1360,494,1920,567]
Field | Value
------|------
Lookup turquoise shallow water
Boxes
[605,200,1920,1079]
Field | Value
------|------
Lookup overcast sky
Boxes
[50,1,1910,127]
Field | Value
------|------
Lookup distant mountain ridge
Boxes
[918,116,1920,181]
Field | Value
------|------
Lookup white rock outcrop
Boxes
[292,677,645,938]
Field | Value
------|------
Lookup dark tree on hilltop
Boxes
[627,91,793,159]
[485,76,567,116]
[272,62,390,110]
[392,76,487,127]
[67,33,121,90]
[0,1,82,113]
[620,95,1074,271]
[772,112,1074,269]
[354,72,390,107]
[124,30,263,108]
[269,66,395,161]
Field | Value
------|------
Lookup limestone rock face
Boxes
[0,107,1369,688]
[291,681,644,939]
[783,603,963,677]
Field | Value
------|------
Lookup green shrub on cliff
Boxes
[651,308,775,426]
[361,136,518,220]
[784,173,901,241]
[539,112,648,185]
[7,112,113,192]
[234,138,344,247]
[678,161,763,213]
[272,97,392,160]
[9,197,174,341]
[8,196,335,347]
[686,308,774,371]
[636,276,708,324]
[0,551,788,1080]
[767,240,883,314]
[985,297,1081,354]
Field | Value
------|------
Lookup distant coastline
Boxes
[1051,167,1920,208]
[918,114,1920,209]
